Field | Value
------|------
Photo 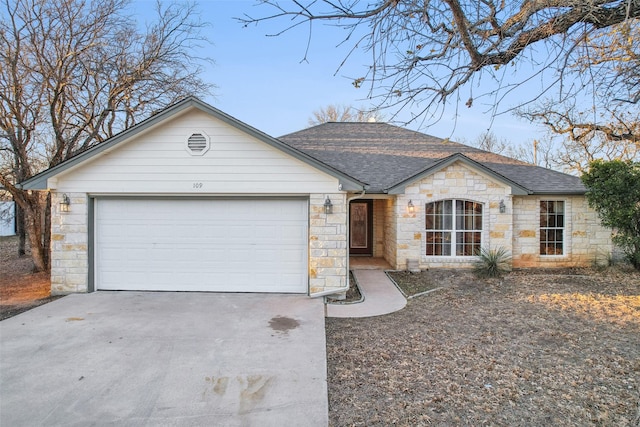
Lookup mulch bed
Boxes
[327,271,363,303]
[327,267,640,426]
[387,270,458,296]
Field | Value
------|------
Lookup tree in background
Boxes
[519,99,639,174]
[471,131,508,156]
[581,160,640,270]
[0,0,213,271]
[519,22,640,174]
[308,104,385,126]
[242,1,640,125]
[467,131,557,170]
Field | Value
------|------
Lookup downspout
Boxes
[312,188,367,299]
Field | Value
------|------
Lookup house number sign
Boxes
[193,182,203,189]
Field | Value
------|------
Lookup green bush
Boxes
[474,247,512,278]
[582,160,640,270]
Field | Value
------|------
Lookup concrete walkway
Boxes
[326,270,406,318]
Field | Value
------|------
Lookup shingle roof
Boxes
[279,122,586,194]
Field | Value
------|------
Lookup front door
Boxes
[349,200,373,255]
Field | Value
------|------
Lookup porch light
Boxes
[407,199,415,214]
[499,199,506,213]
[60,193,71,213]
[324,196,333,214]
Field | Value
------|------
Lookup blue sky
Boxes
[133,0,547,147]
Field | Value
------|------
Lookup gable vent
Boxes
[186,132,210,155]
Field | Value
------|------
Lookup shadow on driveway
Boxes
[1,291,328,426]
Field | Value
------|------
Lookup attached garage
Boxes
[94,198,309,293]
[21,98,363,296]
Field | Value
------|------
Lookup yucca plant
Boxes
[474,246,512,278]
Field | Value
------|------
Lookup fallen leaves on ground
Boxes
[327,268,640,426]
[0,236,55,320]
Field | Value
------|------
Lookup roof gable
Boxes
[386,153,530,195]
[21,97,365,191]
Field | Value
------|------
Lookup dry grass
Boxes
[328,267,640,426]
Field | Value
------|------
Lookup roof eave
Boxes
[527,190,586,196]
[20,98,199,190]
[386,153,531,196]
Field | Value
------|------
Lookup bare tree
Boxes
[471,131,509,155]
[467,131,560,170]
[241,1,640,124]
[519,21,640,173]
[308,104,386,126]
[0,0,213,271]
[309,105,356,125]
[513,138,558,170]
[520,104,639,173]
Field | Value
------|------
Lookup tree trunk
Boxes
[16,203,26,257]
[2,183,51,272]
[43,192,51,270]
[23,192,47,272]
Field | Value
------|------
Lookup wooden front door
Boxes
[349,200,373,255]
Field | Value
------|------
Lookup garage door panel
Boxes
[95,198,308,293]
[281,248,307,263]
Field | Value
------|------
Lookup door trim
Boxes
[349,200,373,255]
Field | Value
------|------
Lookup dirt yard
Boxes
[327,268,640,426]
[0,236,56,320]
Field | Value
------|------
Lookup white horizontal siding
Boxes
[54,109,339,194]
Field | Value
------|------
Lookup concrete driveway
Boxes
[0,292,328,426]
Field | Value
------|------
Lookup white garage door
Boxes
[95,198,308,293]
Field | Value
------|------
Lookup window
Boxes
[540,201,564,255]
[425,200,483,256]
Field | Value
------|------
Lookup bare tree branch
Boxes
[240,0,640,124]
[308,103,386,126]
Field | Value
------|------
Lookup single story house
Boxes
[21,97,612,296]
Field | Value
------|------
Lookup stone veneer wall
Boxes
[397,161,513,270]
[383,198,398,268]
[50,192,89,294]
[373,199,386,257]
[512,195,612,267]
[308,193,348,294]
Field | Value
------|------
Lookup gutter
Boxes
[311,189,367,299]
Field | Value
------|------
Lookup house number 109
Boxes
[193,182,203,189]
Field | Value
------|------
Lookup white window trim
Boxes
[422,199,485,259]
[539,199,567,257]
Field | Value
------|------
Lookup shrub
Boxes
[474,247,512,278]
[582,160,640,270]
